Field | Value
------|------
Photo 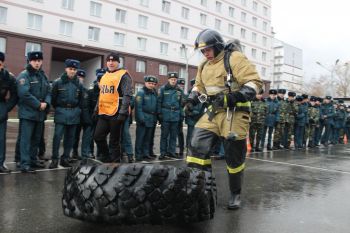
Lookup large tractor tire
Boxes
[62,163,217,224]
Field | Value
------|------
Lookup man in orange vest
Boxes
[94,52,133,163]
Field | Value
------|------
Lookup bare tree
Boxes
[334,61,350,97]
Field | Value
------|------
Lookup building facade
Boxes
[272,38,303,93]
[0,0,272,92]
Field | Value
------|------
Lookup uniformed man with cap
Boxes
[261,89,279,150]
[283,91,297,149]
[17,51,51,172]
[301,94,310,148]
[134,75,158,161]
[94,52,133,163]
[273,89,288,149]
[306,96,320,147]
[49,59,84,168]
[313,97,323,146]
[185,79,204,153]
[320,96,335,146]
[294,95,308,149]
[176,78,186,157]
[0,52,18,173]
[249,89,267,152]
[332,101,346,144]
[158,72,184,159]
[184,29,262,209]
[72,69,94,159]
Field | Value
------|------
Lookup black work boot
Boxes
[60,159,72,168]
[228,193,241,210]
[49,159,59,169]
[72,151,81,160]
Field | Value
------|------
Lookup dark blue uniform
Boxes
[0,68,18,171]
[295,102,308,148]
[17,64,51,171]
[320,102,335,146]
[135,86,158,160]
[158,83,183,158]
[261,97,280,150]
[332,107,346,144]
[185,99,204,151]
[121,96,134,161]
[50,72,84,165]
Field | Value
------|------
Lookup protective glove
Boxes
[212,92,239,109]
[184,102,193,116]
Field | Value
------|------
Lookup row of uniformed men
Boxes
[250,88,350,152]
[0,50,204,173]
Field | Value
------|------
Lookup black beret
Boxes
[65,59,80,69]
[317,97,323,102]
[27,51,43,61]
[190,79,195,86]
[168,72,178,79]
[0,52,4,61]
[325,96,332,100]
[310,96,317,102]
[295,95,303,101]
[77,69,86,78]
[95,68,106,81]
[144,75,158,83]
[277,89,286,94]
[338,99,344,104]
[269,89,277,94]
[288,91,296,97]
[106,52,120,62]
[177,78,185,85]
[302,94,308,99]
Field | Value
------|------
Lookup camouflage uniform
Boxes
[249,98,267,151]
[284,94,298,149]
[306,101,320,147]
[273,95,288,149]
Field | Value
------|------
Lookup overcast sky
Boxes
[271,0,350,80]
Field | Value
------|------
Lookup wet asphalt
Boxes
[1,121,350,233]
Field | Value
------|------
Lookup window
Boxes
[90,1,102,17]
[251,48,256,58]
[180,27,188,39]
[159,64,168,75]
[215,19,221,30]
[241,0,246,6]
[241,12,246,22]
[160,21,169,34]
[0,7,7,24]
[228,7,234,18]
[240,28,246,38]
[137,37,147,51]
[160,42,168,55]
[138,15,148,28]
[140,0,149,7]
[62,0,74,10]
[262,52,266,61]
[0,37,6,52]
[253,1,258,11]
[114,32,125,46]
[115,9,126,23]
[59,20,73,36]
[261,67,266,77]
[88,26,100,41]
[263,6,268,16]
[262,36,267,47]
[241,45,246,53]
[200,13,207,25]
[201,0,207,7]
[216,1,222,12]
[228,24,234,35]
[263,21,267,32]
[162,1,170,13]
[181,7,189,19]
[179,68,186,79]
[27,13,43,30]
[136,60,146,73]
[25,42,41,55]
[180,46,187,58]
[252,17,257,27]
[252,32,257,43]
[119,57,125,68]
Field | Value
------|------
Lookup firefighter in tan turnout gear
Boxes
[185,29,263,209]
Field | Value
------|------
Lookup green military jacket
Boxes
[251,99,267,124]
[277,97,289,123]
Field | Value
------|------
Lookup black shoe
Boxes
[149,153,157,158]
[143,155,154,160]
[60,159,72,168]
[128,157,135,163]
[16,162,21,169]
[21,167,36,173]
[72,151,82,160]
[0,166,11,173]
[31,161,45,169]
[158,154,166,160]
[267,146,272,151]
[49,160,59,169]
[166,153,177,159]
[228,193,241,210]
[255,148,263,152]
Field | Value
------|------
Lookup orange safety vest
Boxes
[98,69,127,116]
